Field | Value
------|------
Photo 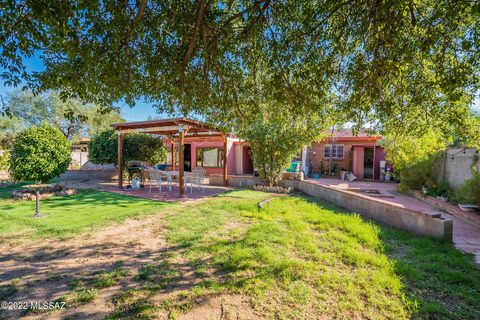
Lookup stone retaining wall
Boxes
[59,169,117,181]
[282,180,453,242]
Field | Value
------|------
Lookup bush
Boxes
[88,130,118,165]
[9,124,71,183]
[380,130,447,192]
[453,173,480,206]
[0,150,9,171]
[425,182,453,199]
[88,130,165,167]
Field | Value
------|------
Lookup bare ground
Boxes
[0,208,257,320]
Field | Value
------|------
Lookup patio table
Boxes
[158,171,195,192]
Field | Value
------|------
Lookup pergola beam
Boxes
[116,126,183,134]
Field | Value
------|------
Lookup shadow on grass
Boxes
[1,189,478,319]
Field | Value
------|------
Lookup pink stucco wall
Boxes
[163,138,237,176]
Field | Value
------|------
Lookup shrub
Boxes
[425,182,453,199]
[453,173,480,206]
[88,130,118,165]
[88,130,165,167]
[9,124,71,183]
[0,150,9,172]
[380,130,448,192]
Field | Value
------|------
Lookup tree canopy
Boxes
[0,90,124,142]
[1,0,480,184]
[88,129,166,167]
[9,123,71,183]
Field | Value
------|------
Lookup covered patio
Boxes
[111,118,229,197]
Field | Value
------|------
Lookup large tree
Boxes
[1,1,480,182]
[1,90,124,141]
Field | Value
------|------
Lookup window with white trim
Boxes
[196,147,225,168]
[323,144,344,159]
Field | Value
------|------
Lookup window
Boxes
[196,147,224,167]
[324,146,330,158]
[323,144,344,159]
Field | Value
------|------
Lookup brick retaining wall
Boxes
[282,180,453,242]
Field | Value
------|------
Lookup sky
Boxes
[1,53,479,121]
[0,53,162,122]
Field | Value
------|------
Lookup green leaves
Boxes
[1,0,479,153]
[88,130,166,166]
[9,123,71,183]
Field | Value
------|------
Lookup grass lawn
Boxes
[0,184,170,241]
[154,190,479,319]
[0,186,478,319]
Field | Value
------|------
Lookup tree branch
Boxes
[124,0,147,54]
[180,0,207,81]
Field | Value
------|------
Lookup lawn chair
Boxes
[160,171,173,192]
[146,169,163,193]
[191,167,206,194]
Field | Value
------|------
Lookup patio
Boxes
[63,180,232,202]
[111,118,229,197]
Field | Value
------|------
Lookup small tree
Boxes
[238,110,327,186]
[89,130,165,168]
[9,124,71,183]
[380,129,448,192]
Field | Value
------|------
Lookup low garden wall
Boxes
[409,190,480,228]
[282,180,453,242]
[209,174,263,187]
[59,169,117,181]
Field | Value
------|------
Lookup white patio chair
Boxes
[147,169,163,193]
[191,168,206,194]
[160,171,173,192]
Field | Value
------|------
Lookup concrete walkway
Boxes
[307,178,480,264]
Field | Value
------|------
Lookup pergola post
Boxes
[179,129,185,196]
[117,132,124,188]
[223,135,228,186]
[170,135,175,171]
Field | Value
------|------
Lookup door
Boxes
[363,147,374,179]
[242,146,254,174]
[184,144,191,172]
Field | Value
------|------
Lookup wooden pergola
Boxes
[111,118,228,196]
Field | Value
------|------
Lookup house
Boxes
[162,136,254,176]
[308,130,386,180]
[111,119,387,182]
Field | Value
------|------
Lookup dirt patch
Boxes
[0,206,256,319]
